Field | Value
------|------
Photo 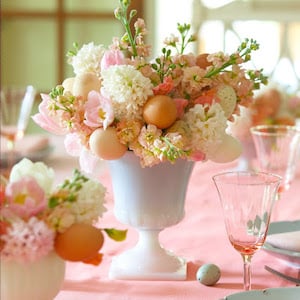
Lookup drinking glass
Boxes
[0,86,36,170]
[213,171,281,290]
[250,125,300,194]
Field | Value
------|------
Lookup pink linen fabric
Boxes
[46,136,300,300]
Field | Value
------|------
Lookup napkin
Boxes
[266,231,300,253]
[1,134,50,155]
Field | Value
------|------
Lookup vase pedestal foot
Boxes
[109,229,187,280]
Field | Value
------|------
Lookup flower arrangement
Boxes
[0,158,126,264]
[33,0,267,172]
[251,88,298,126]
[228,87,299,140]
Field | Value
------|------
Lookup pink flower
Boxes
[194,89,216,106]
[79,148,100,174]
[153,76,174,95]
[64,133,83,156]
[190,150,206,161]
[5,177,47,219]
[64,134,99,173]
[101,49,125,71]
[84,90,114,129]
[32,94,67,135]
[174,98,188,118]
[0,217,55,263]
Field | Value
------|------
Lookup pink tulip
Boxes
[32,94,67,135]
[5,177,47,219]
[84,90,114,129]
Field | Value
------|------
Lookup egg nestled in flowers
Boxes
[72,72,101,100]
[54,223,104,262]
[143,95,177,129]
[89,127,127,160]
[207,134,242,163]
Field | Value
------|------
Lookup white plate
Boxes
[223,287,300,299]
[263,220,300,268]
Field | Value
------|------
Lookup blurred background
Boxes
[1,0,300,129]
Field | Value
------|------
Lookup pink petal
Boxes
[174,98,189,118]
[101,49,125,71]
[32,94,67,135]
[64,133,82,156]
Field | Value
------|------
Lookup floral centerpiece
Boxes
[228,87,300,141]
[33,0,268,173]
[0,158,126,265]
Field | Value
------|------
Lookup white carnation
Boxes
[68,42,106,75]
[184,103,227,154]
[9,158,55,194]
[101,65,153,120]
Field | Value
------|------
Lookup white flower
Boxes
[184,103,227,154]
[9,158,55,194]
[101,65,153,120]
[72,179,107,224]
[68,42,106,75]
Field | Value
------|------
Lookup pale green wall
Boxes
[1,0,123,92]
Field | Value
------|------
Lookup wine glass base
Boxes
[109,246,187,280]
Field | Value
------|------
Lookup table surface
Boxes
[43,136,300,300]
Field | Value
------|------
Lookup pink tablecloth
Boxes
[45,137,300,300]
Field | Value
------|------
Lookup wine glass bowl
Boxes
[250,125,300,194]
[213,171,281,291]
[0,86,36,171]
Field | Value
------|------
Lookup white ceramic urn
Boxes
[108,151,194,280]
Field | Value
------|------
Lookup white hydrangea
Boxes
[71,179,107,224]
[9,158,55,194]
[184,103,227,154]
[68,42,106,75]
[101,65,153,120]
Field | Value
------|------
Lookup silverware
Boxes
[265,265,300,285]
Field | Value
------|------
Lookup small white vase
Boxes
[108,152,194,280]
[1,252,65,300]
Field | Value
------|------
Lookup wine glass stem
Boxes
[242,254,252,291]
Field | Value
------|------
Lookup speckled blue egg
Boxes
[196,263,221,286]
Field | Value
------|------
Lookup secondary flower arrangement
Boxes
[33,0,267,172]
[251,87,298,126]
[228,87,299,140]
[0,158,126,264]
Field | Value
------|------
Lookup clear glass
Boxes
[213,171,281,290]
[0,86,35,173]
[250,125,300,194]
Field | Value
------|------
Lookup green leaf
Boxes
[104,228,127,242]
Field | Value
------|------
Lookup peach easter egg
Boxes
[207,134,242,163]
[72,72,101,100]
[62,77,75,93]
[89,127,127,160]
[54,223,104,262]
[143,95,177,129]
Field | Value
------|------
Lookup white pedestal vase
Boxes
[108,151,194,280]
[1,251,65,300]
